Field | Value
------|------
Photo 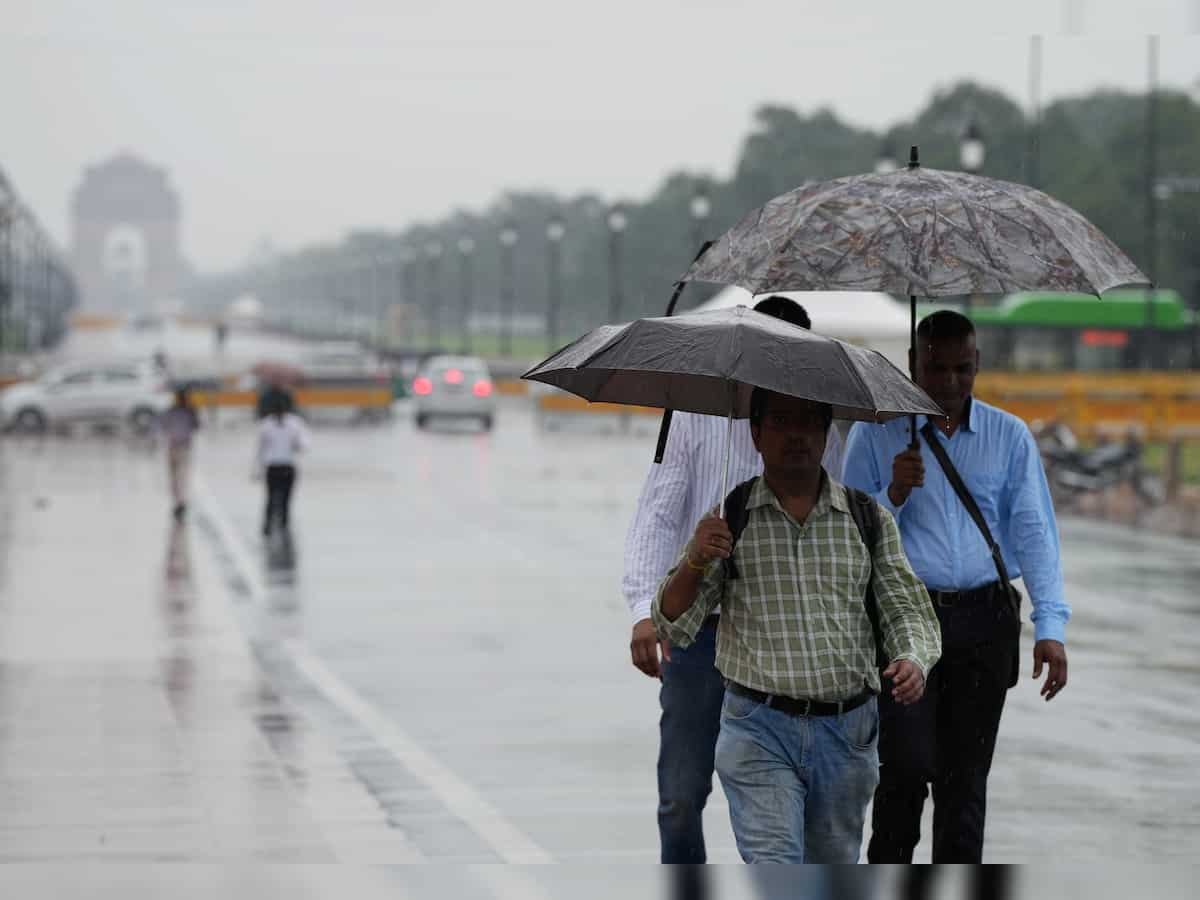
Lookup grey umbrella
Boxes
[523,305,944,514]
[676,146,1151,444]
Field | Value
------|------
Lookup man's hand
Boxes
[881,659,926,705]
[1033,639,1068,701]
[630,618,671,679]
[688,515,733,566]
[888,448,925,508]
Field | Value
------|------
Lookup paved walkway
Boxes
[0,436,419,863]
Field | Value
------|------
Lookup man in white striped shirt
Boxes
[622,296,844,863]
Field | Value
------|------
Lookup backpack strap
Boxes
[846,487,888,669]
[720,476,758,581]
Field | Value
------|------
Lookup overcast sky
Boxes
[4,0,1200,271]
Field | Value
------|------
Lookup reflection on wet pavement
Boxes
[1,351,1198,872]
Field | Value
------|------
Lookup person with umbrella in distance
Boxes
[622,296,844,864]
[841,310,1070,864]
[651,387,941,863]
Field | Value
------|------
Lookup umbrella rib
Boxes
[988,180,1108,295]
[944,177,1011,294]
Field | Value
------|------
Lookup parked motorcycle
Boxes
[1033,420,1165,509]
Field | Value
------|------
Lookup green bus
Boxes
[919,290,1197,372]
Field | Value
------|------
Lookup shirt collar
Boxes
[746,470,845,519]
[920,395,978,434]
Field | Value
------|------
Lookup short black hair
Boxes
[749,386,833,432]
[917,309,975,342]
[753,295,811,330]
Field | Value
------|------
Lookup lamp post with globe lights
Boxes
[457,235,475,353]
[499,221,518,357]
[545,215,565,352]
[607,205,627,322]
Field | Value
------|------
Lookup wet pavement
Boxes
[0,323,1198,884]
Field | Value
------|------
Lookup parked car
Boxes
[412,355,495,430]
[0,360,172,434]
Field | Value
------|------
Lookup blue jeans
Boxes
[715,689,880,863]
[657,619,725,863]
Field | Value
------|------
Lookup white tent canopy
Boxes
[692,286,912,371]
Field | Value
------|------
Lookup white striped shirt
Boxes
[622,412,844,624]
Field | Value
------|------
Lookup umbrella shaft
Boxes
[720,389,734,519]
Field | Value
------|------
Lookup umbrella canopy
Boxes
[680,165,1149,298]
[523,305,945,423]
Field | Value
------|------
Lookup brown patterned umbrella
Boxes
[682,150,1148,298]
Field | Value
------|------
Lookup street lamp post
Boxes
[499,222,518,357]
[960,118,986,174]
[689,188,711,255]
[545,215,565,352]
[0,176,12,358]
[398,246,417,345]
[457,236,475,353]
[874,140,900,175]
[1144,34,1160,370]
[425,239,444,352]
[607,205,627,322]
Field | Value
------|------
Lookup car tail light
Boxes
[413,377,433,395]
[444,368,464,385]
[473,380,493,398]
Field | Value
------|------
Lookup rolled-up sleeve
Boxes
[870,506,941,677]
[1007,426,1070,644]
[651,551,723,649]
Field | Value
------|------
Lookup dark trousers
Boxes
[657,618,725,863]
[903,865,1013,900]
[264,464,297,533]
[868,590,1019,864]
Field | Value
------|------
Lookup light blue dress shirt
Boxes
[842,397,1069,644]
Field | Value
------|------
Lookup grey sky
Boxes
[4,0,1200,271]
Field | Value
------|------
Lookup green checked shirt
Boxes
[652,475,941,701]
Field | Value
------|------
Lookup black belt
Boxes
[725,680,874,718]
[927,580,1002,609]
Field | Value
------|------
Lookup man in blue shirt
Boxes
[842,310,1070,863]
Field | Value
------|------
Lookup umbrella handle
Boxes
[654,240,716,464]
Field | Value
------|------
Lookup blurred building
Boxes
[70,153,187,314]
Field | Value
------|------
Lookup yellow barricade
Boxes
[536,394,660,416]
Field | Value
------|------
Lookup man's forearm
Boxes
[659,560,708,622]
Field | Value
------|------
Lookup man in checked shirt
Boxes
[653,389,941,864]
[624,296,844,864]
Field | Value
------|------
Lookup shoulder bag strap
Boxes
[918,421,1013,591]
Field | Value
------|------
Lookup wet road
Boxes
[1,322,1198,878]
[190,398,1200,863]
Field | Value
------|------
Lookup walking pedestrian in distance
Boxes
[161,387,201,521]
[256,398,310,537]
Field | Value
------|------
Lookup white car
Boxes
[0,361,173,434]
[412,355,495,430]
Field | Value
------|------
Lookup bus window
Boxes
[1012,328,1071,372]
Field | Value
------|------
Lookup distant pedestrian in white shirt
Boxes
[256,408,310,536]
[161,387,201,521]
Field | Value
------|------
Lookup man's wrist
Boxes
[887,484,907,507]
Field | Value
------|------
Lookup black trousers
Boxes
[264,464,297,532]
[902,866,1012,900]
[867,587,1019,864]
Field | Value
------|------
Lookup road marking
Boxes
[287,640,554,865]
[193,474,555,870]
